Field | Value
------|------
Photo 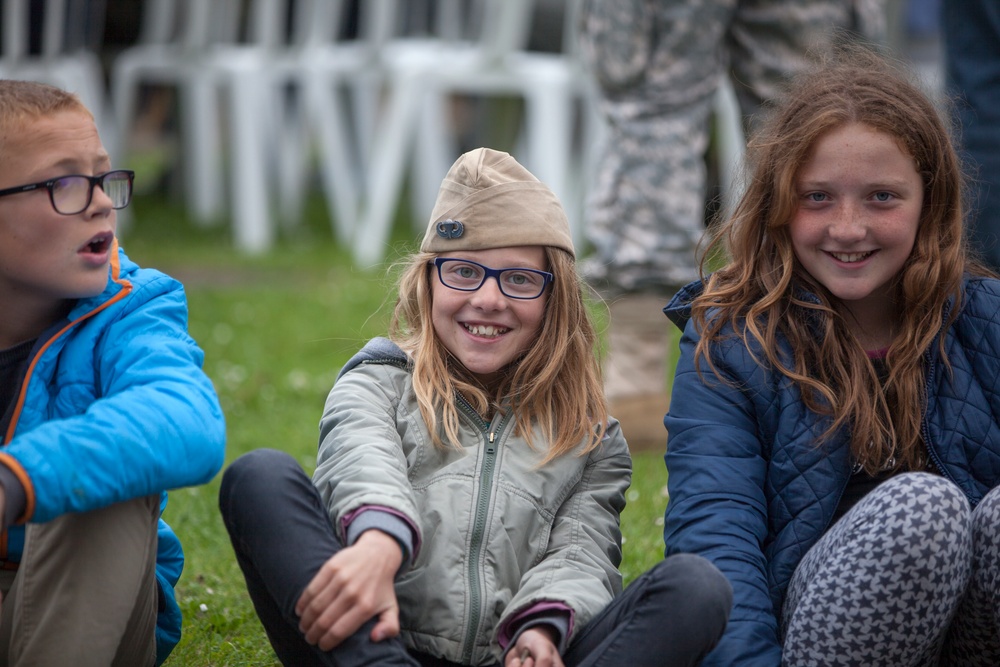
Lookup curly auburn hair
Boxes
[690,43,991,473]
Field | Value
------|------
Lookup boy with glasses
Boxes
[0,79,226,665]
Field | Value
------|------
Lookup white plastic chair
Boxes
[115,0,383,253]
[291,0,397,245]
[218,0,393,251]
[110,0,242,225]
[352,0,598,267]
[112,0,322,252]
[0,0,112,152]
[198,0,296,252]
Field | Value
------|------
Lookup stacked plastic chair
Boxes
[351,0,600,267]
[220,0,394,250]
[111,0,242,227]
[0,0,112,153]
[112,0,394,254]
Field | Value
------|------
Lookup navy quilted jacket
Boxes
[662,276,1000,666]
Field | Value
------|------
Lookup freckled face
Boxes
[790,122,923,333]
[431,246,548,386]
[0,110,117,312]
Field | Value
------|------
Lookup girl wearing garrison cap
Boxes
[219,148,731,667]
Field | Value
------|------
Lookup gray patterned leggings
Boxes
[781,472,1000,667]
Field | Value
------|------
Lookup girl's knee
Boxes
[972,485,1000,535]
[879,471,962,498]
[650,554,733,623]
[219,449,300,508]
[877,472,970,531]
[970,486,1000,565]
[859,473,972,582]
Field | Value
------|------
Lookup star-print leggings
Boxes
[781,472,1000,666]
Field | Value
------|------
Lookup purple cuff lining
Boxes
[341,505,422,559]
[497,601,574,649]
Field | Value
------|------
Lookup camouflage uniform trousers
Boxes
[578,0,886,297]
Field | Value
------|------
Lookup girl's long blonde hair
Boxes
[691,44,989,473]
[391,247,608,462]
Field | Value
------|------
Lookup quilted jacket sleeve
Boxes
[663,319,781,667]
[4,273,226,522]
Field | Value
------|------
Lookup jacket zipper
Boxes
[458,401,507,664]
[920,347,964,497]
[0,266,132,564]
[822,348,953,535]
[4,274,131,445]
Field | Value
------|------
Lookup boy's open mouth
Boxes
[82,232,113,254]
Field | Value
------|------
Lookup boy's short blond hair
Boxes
[0,80,91,148]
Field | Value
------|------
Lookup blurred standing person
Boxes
[943,1,1000,273]
[578,0,886,449]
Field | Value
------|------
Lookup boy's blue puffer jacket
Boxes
[0,245,226,663]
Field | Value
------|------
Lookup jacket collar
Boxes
[66,241,134,321]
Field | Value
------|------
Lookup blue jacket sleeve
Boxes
[6,275,226,522]
[663,320,782,667]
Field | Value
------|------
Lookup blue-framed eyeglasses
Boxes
[432,257,553,300]
[0,169,135,215]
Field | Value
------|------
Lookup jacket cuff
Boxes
[498,603,573,654]
[343,507,418,573]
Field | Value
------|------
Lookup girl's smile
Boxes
[790,122,923,346]
[431,246,547,387]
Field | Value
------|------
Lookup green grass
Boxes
[123,194,670,666]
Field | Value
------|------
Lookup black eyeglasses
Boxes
[0,169,135,215]
[432,257,553,300]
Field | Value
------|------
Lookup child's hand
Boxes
[505,627,563,667]
[295,529,403,650]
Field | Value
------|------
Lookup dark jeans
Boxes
[219,449,732,667]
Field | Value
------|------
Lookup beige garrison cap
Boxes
[420,147,575,257]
